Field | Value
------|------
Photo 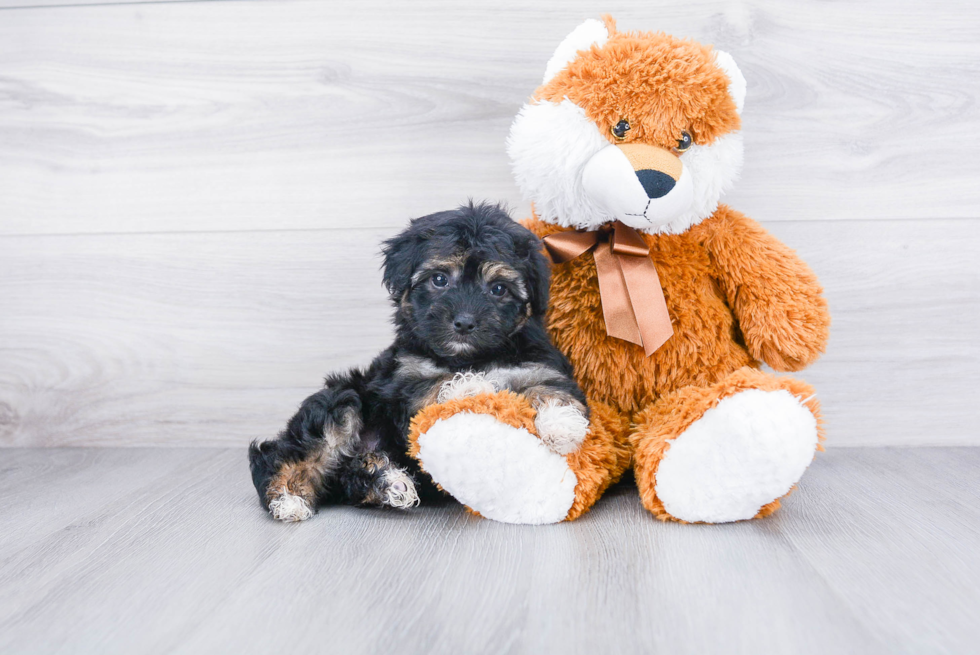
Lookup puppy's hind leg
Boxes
[338,452,420,510]
[249,387,362,522]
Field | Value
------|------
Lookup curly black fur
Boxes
[248,202,585,518]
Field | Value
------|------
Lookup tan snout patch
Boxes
[618,144,682,181]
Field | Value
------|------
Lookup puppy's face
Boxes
[382,204,549,362]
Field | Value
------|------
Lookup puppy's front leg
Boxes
[248,387,361,521]
[486,365,590,455]
[338,452,419,509]
[527,393,590,455]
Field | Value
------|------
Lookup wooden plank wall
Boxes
[1,0,978,447]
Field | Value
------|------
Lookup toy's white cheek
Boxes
[581,146,694,231]
[581,145,649,219]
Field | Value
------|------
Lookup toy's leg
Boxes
[408,392,629,524]
[631,367,823,523]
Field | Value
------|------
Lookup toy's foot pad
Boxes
[417,412,577,524]
[655,389,818,523]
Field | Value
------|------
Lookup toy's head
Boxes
[507,16,746,235]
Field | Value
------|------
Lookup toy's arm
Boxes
[702,208,830,372]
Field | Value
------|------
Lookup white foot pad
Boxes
[382,468,420,509]
[417,412,577,524]
[655,389,818,523]
[268,487,314,522]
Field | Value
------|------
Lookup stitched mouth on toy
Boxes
[624,199,654,222]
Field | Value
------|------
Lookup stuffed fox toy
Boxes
[409,16,831,524]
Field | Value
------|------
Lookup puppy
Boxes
[249,202,589,521]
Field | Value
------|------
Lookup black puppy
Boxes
[249,202,589,521]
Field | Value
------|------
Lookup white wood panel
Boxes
[1,0,978,235]
[1,218,977,447]
[1,447,978,653]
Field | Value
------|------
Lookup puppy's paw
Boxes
[534,401,589,455]
[381,467,420,509]
[437,371,499,403]
[267,486,314,522]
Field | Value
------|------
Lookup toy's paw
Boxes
[267,486,314,522]
[655,388,818,523]
[534,400,589,455]
[417,411,577,524]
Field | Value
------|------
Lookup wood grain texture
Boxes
[1,218,977,447]
[1,0,978,235]
[0,447,977,654]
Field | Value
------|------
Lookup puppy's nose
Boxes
[635,169,676,199]
[453,313,476,334]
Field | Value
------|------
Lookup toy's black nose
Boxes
[635,169,676,199]
[453,313,476,334]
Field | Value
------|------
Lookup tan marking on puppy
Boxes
[411,253,467,286]
[480,261,528,299]
[480,261,520,280]
[486,363,565,392]
[396,354,449,380]
[359,452,388,474]
[396,354,453,412]
[414,383,450,413]
[265,409,361,521]
[266,462,319,522]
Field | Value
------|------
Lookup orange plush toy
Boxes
[408,16,830,524]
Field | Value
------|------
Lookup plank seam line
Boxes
[1,216,977,240]
[0,0,249,11]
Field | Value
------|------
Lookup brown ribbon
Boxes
[543,221,673,357]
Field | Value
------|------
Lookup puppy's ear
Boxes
[517,232,552,317]
[381,222,427,298]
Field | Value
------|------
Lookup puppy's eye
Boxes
[489,282,508,297]
[675,130,693,152]
[611,119,631,140]
[431,273,449,288]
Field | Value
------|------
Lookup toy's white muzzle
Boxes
[581,144,693,230]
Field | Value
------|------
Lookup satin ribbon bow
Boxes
[543,221,673,357]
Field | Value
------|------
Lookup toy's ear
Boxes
[542,18,611,85]
[713,50,746,114]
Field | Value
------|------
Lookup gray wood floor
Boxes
[1,447,977,654]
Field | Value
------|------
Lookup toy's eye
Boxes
[675,131,693,152]
[431,273,449,288]
[489,282,508,297]
[611,119,631,140]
